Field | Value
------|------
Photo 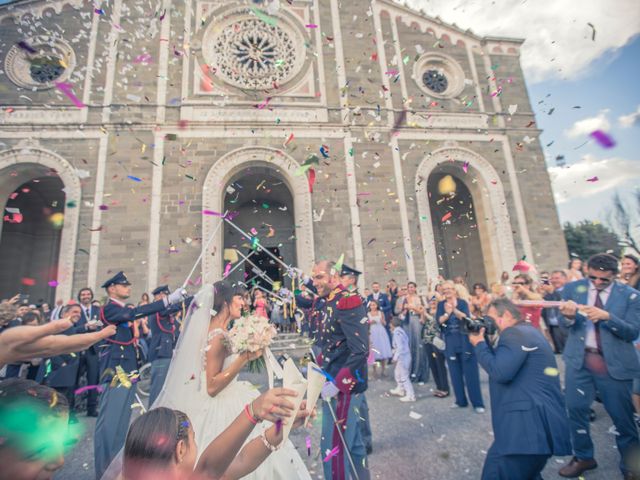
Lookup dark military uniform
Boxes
[316,284,370,480]
[147,287,191,406]
[94,272,179,479]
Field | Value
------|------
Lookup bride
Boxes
[151,280,311,479]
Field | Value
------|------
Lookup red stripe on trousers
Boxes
[331,391,352,479]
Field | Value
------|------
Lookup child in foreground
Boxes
[389,316,416,402]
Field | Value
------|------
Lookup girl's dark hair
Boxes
[407,281,417,288]
[368,300,379,310]
[0,378,68,414]
[472,283,487,292]
[123,407,190,475]
[624,254,640,267]
[212,281,246,312]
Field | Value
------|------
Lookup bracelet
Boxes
[248,401,262,423]
[244,404,259,425]
[259,430,282,452]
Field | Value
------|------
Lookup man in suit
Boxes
[558,253,640,479]
[41,303,84,421]
[367,281,392,339]
[469,298,572,479]
[94,271,187,479]
[313,260,370,480]
[75,287,101,416]
[541,270,569,354]
[147,285,190,406]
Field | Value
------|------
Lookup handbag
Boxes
[432,335,446,351]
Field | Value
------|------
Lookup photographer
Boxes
[468,298,571,480]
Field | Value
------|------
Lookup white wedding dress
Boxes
[190,328,311,479]
[101,284,310,480]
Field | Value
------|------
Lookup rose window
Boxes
[206,17,302,90]
[423,69,448,94]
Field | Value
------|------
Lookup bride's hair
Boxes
[212,280,246,313]
[123,407,191,475]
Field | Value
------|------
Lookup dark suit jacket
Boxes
[77,305,101,354]
[541,290,562,328]
[44,323,86,388]
[560,279,640,380]
[475,323,572,456]
[366,292,392,318]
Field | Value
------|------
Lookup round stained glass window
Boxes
[203,13,305,91]
[29,56,65,84]
[422,69,448,94]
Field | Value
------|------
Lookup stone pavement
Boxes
[56,358,623,479]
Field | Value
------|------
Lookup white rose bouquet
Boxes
[227,314,278,372]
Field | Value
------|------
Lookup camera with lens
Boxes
[461,315,497,336]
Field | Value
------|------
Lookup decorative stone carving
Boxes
[4,37,76,90]
[202,10,306,90]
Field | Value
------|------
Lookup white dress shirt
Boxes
[584,282,613,349]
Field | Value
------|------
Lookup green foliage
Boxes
[563,221,622,260]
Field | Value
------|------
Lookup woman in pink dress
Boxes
[252,290,269,319]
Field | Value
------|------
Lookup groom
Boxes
[312,260,370,480]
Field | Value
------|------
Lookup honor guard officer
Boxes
[147,285,192,406]
[76,287,101,416]
[312,260,370,480]
[94,271,187,479]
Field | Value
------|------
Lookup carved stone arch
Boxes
[415,147,517,283]
[0,142,81,300]
[202,147,315,283]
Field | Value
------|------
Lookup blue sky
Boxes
[529,35,640,225]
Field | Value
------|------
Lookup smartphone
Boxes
[18,294,30,304]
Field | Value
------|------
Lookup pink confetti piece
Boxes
[306,24,318,28]
[256,97,273,109]
[283,133,295,148]
[48,280,59,287]
[586,176,599,182]
[74,384,104,395]
[133,53,153,64]
[323,446,340,462]
[385,70,399,76]
[223,262,232,278]
[306,436,311,455]
[250,227,258,235]
[462,161,469,173]
[589,130,615,149]
[202,209,224,216]
[54,81,86,108]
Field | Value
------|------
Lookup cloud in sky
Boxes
[402,0,640,83]
[549,154,640,204]
[564,110,611,138]
[619,105,640,128]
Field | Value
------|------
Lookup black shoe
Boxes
[87,410,98,417]
[589,408,596,422]
[366,445,373,455]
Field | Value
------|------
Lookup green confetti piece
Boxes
[250,7,278,26]
[66,200,77,208]
[262,203,269,209]
[403,55,410,64]
[165,133,177,141]
[348,148,354,156]
[185,174,196,180]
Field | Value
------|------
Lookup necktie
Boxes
[594,291,604,352]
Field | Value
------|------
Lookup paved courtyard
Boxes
[57,358,623,479]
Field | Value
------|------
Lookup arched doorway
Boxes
[201,147,315,285]
[222,167,296,289]
[0,147,81,303]
[416,147,517,286]
[427,171,486,285]
[0,168,65,305]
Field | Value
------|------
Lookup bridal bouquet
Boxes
[227,314,278,372]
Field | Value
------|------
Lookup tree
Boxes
[563,221,622,260]
[608,192,640,256]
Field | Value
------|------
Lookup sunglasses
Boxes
[512,282,526,286]
[588,275,612,283]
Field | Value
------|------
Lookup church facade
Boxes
[0,0,567,303]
